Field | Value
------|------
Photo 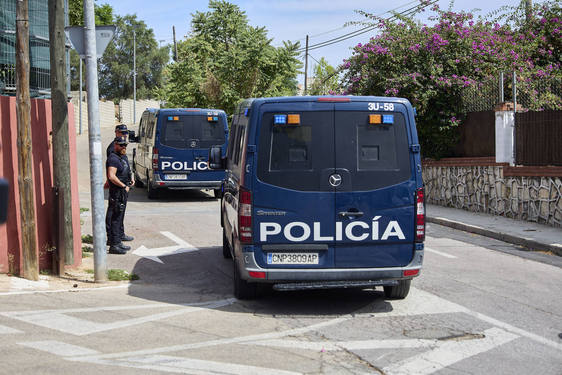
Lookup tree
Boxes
[98,14,169,100]
[165,0,302,115]
[68,0,114,91]
[340,0,561,158]
[68,0,113,26]
[308,57,341,95]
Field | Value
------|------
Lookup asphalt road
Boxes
[0,131,560,374]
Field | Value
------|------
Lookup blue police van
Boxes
[209,96,425,299]
[132,108,228,199]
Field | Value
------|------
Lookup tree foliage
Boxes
[164,0,302,115]
[98,14,169,100]
[341,0,562,158]
[68,0,114,91]
[308,57,341,95]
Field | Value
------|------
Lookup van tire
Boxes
[147,178,158,199]
[233,260,257,300]
[222,229,232,259]
[383,280,411,299]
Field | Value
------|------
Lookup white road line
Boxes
[425,247,457,259]
[0,284,129,296]
[19,341,99,357]
[248,338,438,351]
[464,309,562,352]
[120,355,301,375]
[161,231,195,249]
[0,324,22,334]
[68,317,351,362]
[382,327,519,375]
[2,299,235,336]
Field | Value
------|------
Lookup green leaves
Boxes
[164,1,301,115]
[98,14,169,101]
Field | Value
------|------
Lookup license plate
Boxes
[267,253,319,265]
[164,174,187,180]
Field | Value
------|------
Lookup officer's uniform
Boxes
[105,137,132,250]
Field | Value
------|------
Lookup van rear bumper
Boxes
[239,249,424,282]
[152,175,222,189]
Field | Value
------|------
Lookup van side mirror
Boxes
[0,178,8,224]
[128,130,139,143]
[208,146,225,170]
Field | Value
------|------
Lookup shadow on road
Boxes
[125,187,218,203]
[127,246,393,316]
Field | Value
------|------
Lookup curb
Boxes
[427,216,562,257]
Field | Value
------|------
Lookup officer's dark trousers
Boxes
[106,188,128,245]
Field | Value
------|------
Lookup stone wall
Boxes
[423,160,562,228]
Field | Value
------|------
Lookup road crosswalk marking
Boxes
[383,327,518,375]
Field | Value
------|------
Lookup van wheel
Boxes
[222,229,232,259]
[213,189,223,199]
[147,178,158,199]
[383,280,411,299]
[233,259,257,300]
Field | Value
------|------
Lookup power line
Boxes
[285,0,423,46]
[295,0,437,53]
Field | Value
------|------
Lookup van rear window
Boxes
[257,111,334,192]
[257,110,411,191]
[161,115,225,149]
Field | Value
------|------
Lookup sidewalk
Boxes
[427,204,562,256]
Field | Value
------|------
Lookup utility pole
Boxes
[133,29,136,125]
[84,0,107,282]
[49,0,74,274]
[79,57,83,134]
[304,35,309,96]
[16,0,38,281]
[173,26,178,61]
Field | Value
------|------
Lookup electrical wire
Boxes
[296,0,437,53]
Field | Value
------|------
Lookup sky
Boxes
[98,0,523,82]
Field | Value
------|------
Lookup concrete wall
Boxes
[70,91,116,133]
[423,161,562,228]
[118,99,160,126]
[0,96,82,274]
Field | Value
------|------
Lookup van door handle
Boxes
[339,211,364,218]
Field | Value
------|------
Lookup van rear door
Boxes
[333,102,415,268]
[158,114,226,175]
[253,102,336,269]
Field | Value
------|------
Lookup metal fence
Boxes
[0,0,51,97]
[460,73,562,113]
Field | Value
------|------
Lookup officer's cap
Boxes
[115,124,128,133]
[114,136,128,145]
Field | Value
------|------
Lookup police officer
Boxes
[106,136,134,254]
[107,124,129,157]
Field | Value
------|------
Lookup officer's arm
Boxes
[107,166,127,189]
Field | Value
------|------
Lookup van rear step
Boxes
[273,280,399,291]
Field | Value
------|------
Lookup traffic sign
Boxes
[64,26,116,59]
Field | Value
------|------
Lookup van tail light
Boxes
[152,148,159,171]
[239,187,252,243]
[415,188,425,242]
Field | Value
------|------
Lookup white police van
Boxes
[209,96,425,299]
[132,108,228,199]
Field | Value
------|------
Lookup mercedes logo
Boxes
[190,140,197,148]
[329,174,342,187]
